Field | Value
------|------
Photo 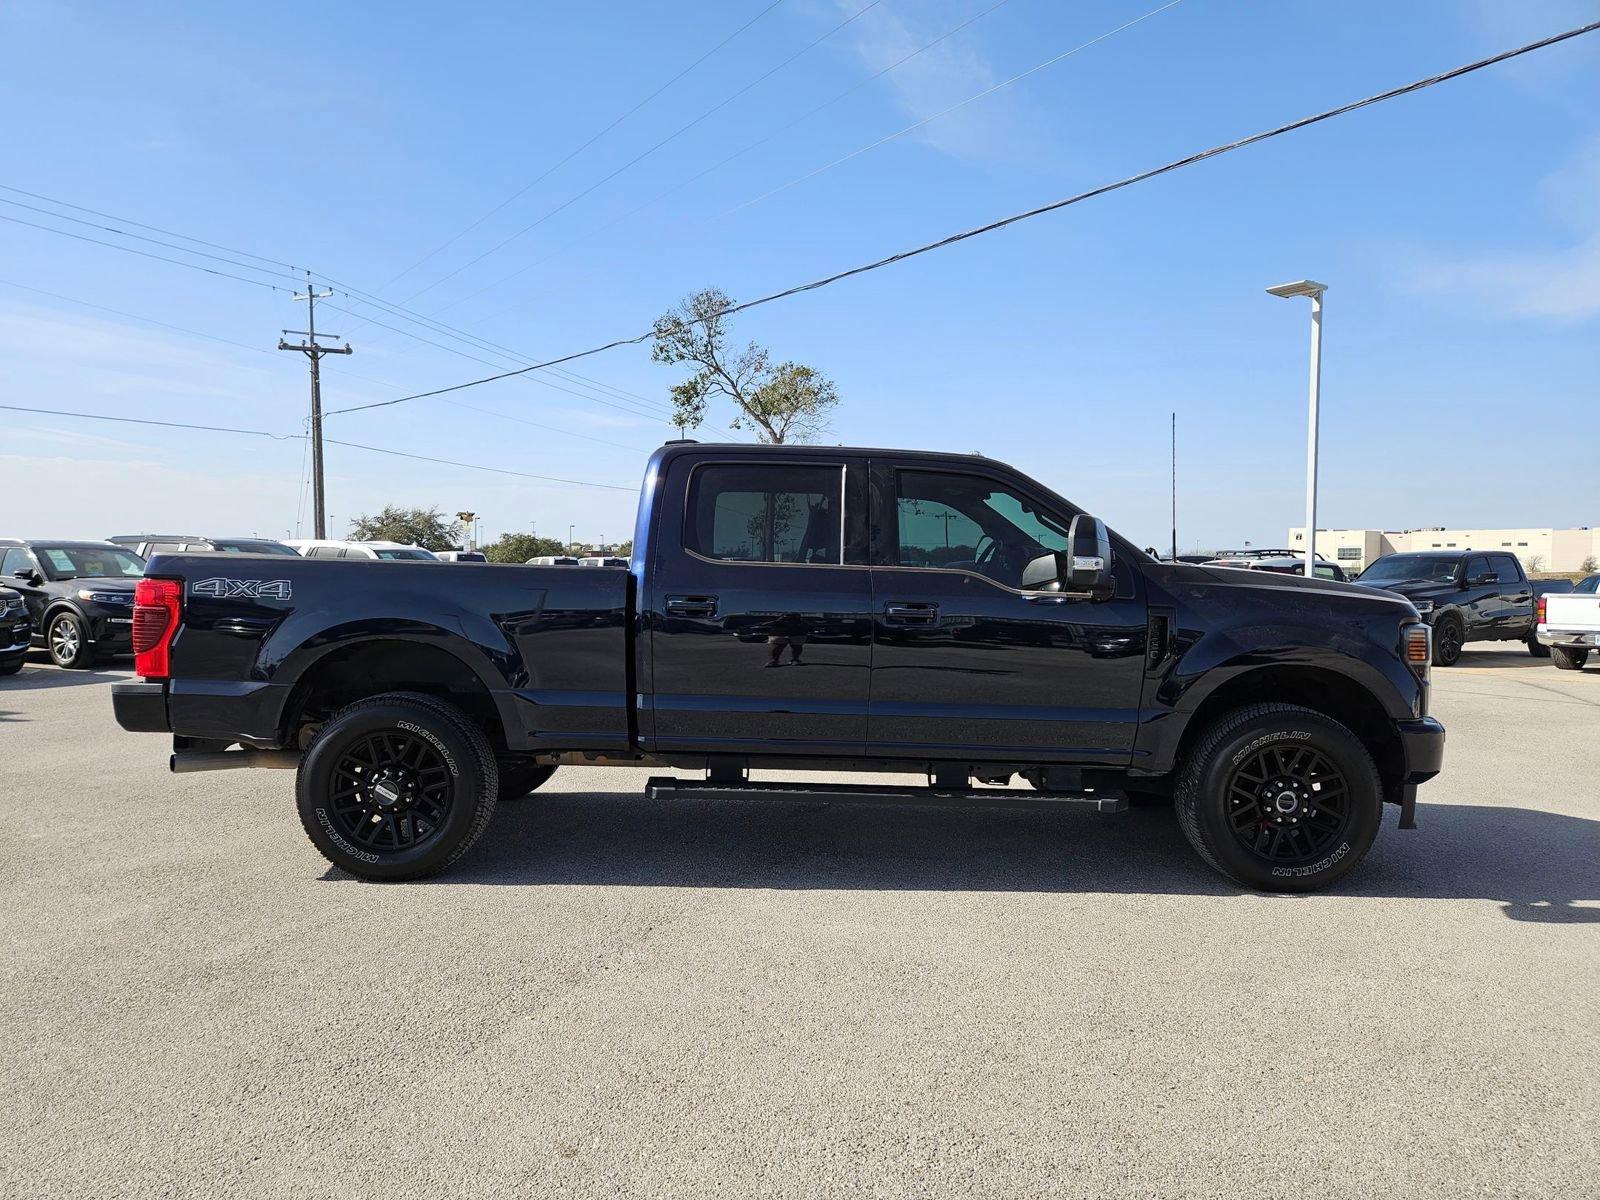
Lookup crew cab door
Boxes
[1488,552,1532,636]
[645,454,873,755]
[866,461,1147,765]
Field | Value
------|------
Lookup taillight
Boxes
[1536,595,1547,626]
[133,578,182,679]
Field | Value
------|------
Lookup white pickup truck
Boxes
[1537,575,1600,669]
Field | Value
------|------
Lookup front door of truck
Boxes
[866,462,1147,765]
[646,455,873,756]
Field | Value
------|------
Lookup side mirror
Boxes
[1063,515,1114,600]
[12,568,38,584]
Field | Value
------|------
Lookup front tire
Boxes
[1431,616,1464,667]
[296,692,499,881]
[1551,646,1588,671]
[1175,704,1382,893]
[48,612,96,669]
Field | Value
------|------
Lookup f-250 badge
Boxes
[190,577,292,600]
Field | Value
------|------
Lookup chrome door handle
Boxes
[665,595,718,618]
[884,601,939,625]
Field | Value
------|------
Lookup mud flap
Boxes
[1397,783,1418,830]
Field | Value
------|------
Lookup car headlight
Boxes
[77,589,130,604]
[1412,599,1434,615]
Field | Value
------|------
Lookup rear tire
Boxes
[497,761,557,802]
[296,691,498,881]
[1550,646,1588,671]
[1431,616,1464,667]
[1174,703,1382,893]
[47,612,96,669]
[1526,637,1550,658]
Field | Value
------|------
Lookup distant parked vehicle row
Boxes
[109,534,300,558]
[1200,551,1349,582]
[1,538,145,668]
[283,539,438,561]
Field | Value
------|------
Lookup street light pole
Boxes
[1267,280,1328,578]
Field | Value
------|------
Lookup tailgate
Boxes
[1544,594,1600,632]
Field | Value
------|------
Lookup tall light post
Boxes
[1266,280,1328,578]
[568,524,575,554]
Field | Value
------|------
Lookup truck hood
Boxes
[1187,564,1418,613]
[1350,578,1455,604]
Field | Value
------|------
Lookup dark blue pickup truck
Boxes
[113,442,1444,892]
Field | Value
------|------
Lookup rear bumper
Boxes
[1537,626,1600,649]
[111,681,170,732]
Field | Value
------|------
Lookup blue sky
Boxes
[2,0,1596,551]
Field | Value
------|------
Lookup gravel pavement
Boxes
[3,645,1597,1198]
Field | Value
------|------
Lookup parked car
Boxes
[0,585,31,676]
[1201,555,1348,582]
[435,551,488,563]
[112,442,1444,894]
[109,534,300,557]
[1536,576,1600,670]
[0,539,145,667]
[283,539,439,561]
[1354,549,1558,666]
[578,556,629,568]
[525,555,580,566]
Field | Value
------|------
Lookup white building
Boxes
[1286,526,1600,576]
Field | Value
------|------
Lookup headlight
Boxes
[77,590,130,604]
[1412,599,1434,615]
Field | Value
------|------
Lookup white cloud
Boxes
[1408,138,1600,322]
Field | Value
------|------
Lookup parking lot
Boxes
[2,647,1596,1199]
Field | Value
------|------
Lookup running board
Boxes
[644,776,1127,813]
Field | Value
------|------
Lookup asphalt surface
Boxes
[3,645,1597,1198]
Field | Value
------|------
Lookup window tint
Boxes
[686,464,843,565]
[1575,575,1599,594]
[308,546,345,559]
[2,548,32,577]
[1489,554,1522,584]
[1465,555,1493,582]
[893,470,1071,589]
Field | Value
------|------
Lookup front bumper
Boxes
[87,611,134,651]
[1391,716,1446,830]
[1,620,31,658]
[111,681,170,732]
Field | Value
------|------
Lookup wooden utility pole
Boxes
[279,277,352,539]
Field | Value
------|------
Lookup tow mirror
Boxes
[1063,515,1114,600]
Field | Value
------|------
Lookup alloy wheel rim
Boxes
[328,729,455,854]
[1225,742,1352,865]
[51,620,79,661]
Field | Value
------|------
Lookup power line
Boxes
[0,276,280,358]
[336,18,1600,417]
[0,211,291,292]
[471,0,1021,325]
[722,0,1186,219]
[412,0,889,313]
[373,0,788,293]
[2,404,641,490]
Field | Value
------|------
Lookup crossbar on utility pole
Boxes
[279,275,352,539]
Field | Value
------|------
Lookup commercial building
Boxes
[1286,526,1600,575]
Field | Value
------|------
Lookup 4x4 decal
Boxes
[190,577,292,601]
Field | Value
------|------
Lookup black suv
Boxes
[107,534,300,558]
[1355,549,1539,666]
[0,585,30,675]
[0,540,146,668]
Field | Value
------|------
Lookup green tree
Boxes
[483,532,569,563]
[651,287,839,443]
[348,505,463,551]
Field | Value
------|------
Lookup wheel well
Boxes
[1175,666,1402,789]
[281,639,506,752]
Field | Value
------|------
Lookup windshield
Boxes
[37,546,145,581]
[1358,555,1459,585]
[212,541,300,556]
[373,548,437,561]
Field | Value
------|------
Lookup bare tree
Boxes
[1581,555,1598,574]
[652,287,838,443]
[1526,554,1545,574]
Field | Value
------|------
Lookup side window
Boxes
[308,546,345,559]
[893,470,1071,589]
[686,464,843,565]
[2,547,31,576]
[1465,555,1492,583]
[1490,554,1522,584]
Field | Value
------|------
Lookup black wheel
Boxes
[0,657,23,676]
[296,691,498,881]
[1175,703,1382,893]
[1431,616,1464,667]
[1526,637,1550,658]
[47,611,96,669]
[1551,646,1588,671]
[497,761,557,802]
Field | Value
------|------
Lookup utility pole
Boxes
[279,275,352,539]
[1170,412,1177,562]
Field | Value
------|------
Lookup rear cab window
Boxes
[685,463,844,565]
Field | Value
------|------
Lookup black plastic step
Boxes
[643,776,1127,813]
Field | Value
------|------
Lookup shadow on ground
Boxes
[336,790,1599,921]
[0,655,129,690]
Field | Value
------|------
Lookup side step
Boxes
[644,776,1127,813]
